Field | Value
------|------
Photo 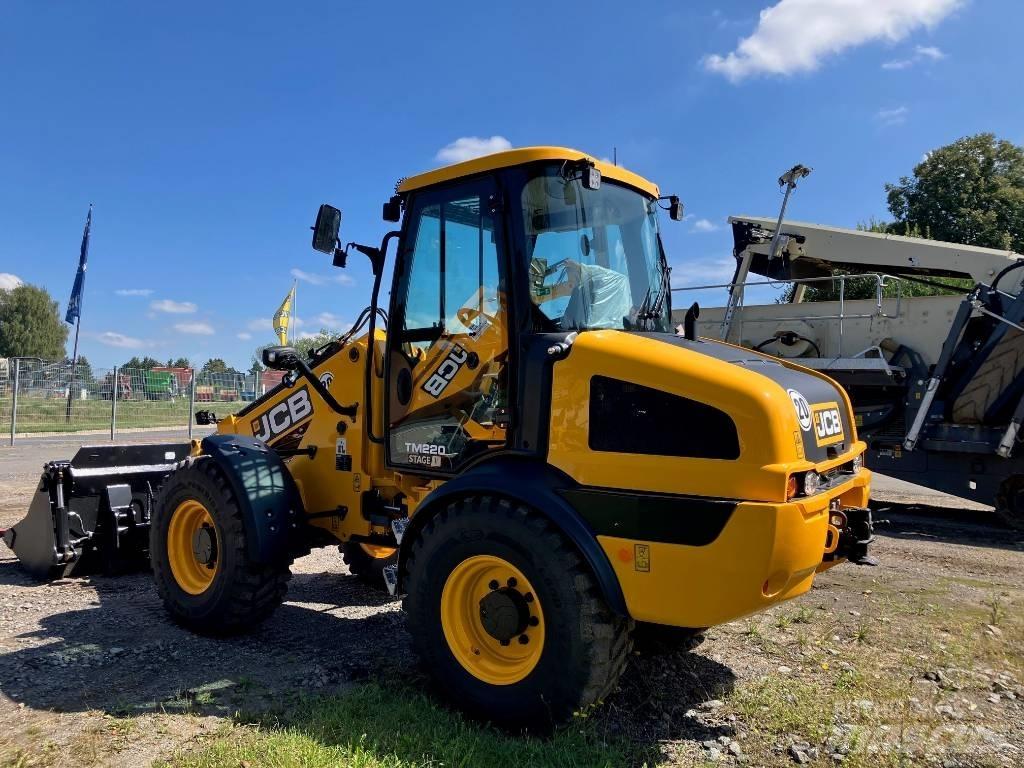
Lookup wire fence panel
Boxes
[191,370,256,421]
[107,366,194,433]
[1,358,276,440]
[0,359,13,435]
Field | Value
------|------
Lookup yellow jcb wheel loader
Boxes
[2,147,875,728]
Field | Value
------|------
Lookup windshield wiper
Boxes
[635,236,671,328]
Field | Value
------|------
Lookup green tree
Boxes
[252,329,337,369]
[886,133,1024,252]
[0,283,69,360]
[201,358,230,374]
[170,357,191,369]
[65,354,94,384]
[122,356,161,370]
[294,329,336,359]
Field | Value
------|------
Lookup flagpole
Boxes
[65,309,82,422]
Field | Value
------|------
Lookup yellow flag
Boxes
[272,283,295,345]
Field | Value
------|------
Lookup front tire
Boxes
[403,496,632,729]
[150,458,292,635]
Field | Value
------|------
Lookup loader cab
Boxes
[310,147,679,477]
[381,147,677,476]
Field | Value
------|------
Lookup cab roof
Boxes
[396,146,660,199]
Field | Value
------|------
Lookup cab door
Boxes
[385,177,510,474]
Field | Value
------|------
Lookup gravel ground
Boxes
[1,434,1021,766]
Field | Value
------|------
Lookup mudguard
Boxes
[200,433,306,563]
[398,455,628,616]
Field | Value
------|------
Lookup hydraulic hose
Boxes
[991,259,1024,293]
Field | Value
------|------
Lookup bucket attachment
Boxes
[2,443,190,579]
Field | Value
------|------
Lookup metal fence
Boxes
[1,359,265,444]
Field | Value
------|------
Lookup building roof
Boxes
[396,146,660,198]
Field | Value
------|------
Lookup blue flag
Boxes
[65,206,91,325]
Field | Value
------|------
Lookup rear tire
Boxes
[996,475,1024,531]
[150,458,292,635]
[341,540,398,589]
[403,496,632,729]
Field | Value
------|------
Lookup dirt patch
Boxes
[1,464,1022,766]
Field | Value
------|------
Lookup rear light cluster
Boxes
[787,453,865,500]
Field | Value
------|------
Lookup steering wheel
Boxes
[457,306,497,331]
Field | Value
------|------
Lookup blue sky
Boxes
[1,0,1020,369]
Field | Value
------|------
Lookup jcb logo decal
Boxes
[252,386,313,443]
[422,344,468,398]
[811,401,844,447]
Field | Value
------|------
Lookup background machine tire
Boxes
[403,496,632,729]
[341,540,398,588]
[996,475,1024,531]
[150,459,293,635]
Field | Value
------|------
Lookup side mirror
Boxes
[669,196,684,222]
[311,204,342,254]
[262,346,300,370]
[382,195,402,222]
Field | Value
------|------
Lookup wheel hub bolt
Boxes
[518,634,529,644]
[489,580,500,591]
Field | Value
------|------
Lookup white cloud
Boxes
[671,257,737,288]
[314,311,347,330]
[290,268,354,287]
[173,321,215,335]
[291,268,325,285]
[151,299,197,314]
[96,331,146,348]
[691,218,720,233]
[916,44,945,60]
[704,0,960,82]
[882,43,946,69]
[876,105,909,126]
[236,332,253,341]
[435,136,512,164]
[115,288,153,297]
[0,273,23,290]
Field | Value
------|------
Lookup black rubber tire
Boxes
[341,540,398,589]
[952,329,1024,424]
[632,622,707,655]
[403,495,633,730]
[996,475,1024,531]
[150,458,292,635]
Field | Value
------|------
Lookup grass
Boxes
[0,395,248,434]
[158,681,647,768]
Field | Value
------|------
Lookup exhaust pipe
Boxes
[683,302,700,341]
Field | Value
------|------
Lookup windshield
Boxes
[521,165,669,332]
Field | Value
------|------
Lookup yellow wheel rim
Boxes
[167,499,220,595]
[440,555,545,685]
[359,542,397,559]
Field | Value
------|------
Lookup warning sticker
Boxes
[634,544,651,573]
[336,438,352,471]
